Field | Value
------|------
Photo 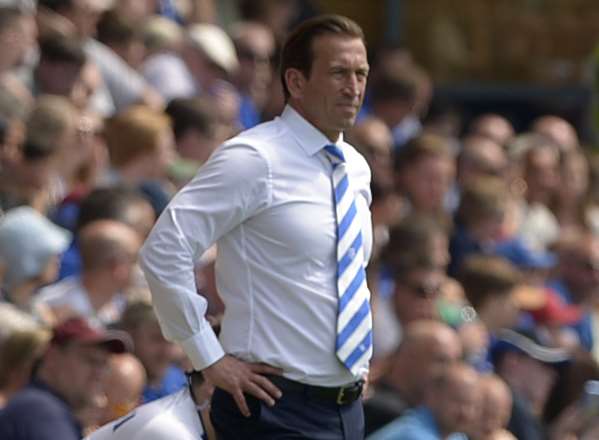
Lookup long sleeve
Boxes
[139,142,272,370]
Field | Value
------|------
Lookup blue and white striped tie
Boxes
[324,144,373,375]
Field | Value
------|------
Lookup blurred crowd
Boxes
[0,0,599,439]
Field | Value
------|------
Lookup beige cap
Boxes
[188,24,239,75]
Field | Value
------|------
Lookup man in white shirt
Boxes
[140,14,372,439]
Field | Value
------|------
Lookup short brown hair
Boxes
[104,105,170,167]
[458,255,521,310]
[280,14,364,101]
[456,177,509,228]
[394,133,452,173]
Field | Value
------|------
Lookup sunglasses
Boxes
[406,281,442,298]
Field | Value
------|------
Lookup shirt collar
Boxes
[280,104,344,156]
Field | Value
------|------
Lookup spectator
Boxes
[230,21,276,129]
[365,320,463,435]
[33,33,86,99]
[394,133,455,225]
[98,353,146,425]
[58,186,154,280]
[96,9,144,69]
[103,105,176,216]
[0,206,70,312]
[34,220,142,326]
[0,303,49,408]
[368,362,480,440]
[469,374,515,440]
[468,113,515,147]
[449,177,511,276]
[0,317,130,440]
[491,328,570,440]
[118,301,188,403]
[531,115,579,154]
[552,149,589,233]
[457,135,508,187]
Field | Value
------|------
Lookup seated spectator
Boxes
[469,374,515,440]
[393,133,455,226]
[33,33,86,100]
[230,21,276,129]
[0,317,131,440]
[368,362,480,440]
[468,113,515,147]
[491,328,570,440]
[0,206,70,313]
[34,220,142,326]
[449,177,511,276]
[96,9,144,69]
[118,301,187,403]
[102,105,176,216]
[531,115,579,154]
[0,303,49,408]
[97,353,146,425]
[58,185,154,280]
[164,97,219,186]
[365,320,462,435]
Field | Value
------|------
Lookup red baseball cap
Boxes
[529,289,583,326]
[51,317,132,354]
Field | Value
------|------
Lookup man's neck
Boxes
[81,272,119,312]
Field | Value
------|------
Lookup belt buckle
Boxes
[336,387,346,405]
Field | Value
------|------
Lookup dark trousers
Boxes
[210,386,365,440]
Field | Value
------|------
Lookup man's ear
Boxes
[284,68,307,100]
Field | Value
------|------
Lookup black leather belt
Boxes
[267,375,364,406]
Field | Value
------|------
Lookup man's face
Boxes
[433,371,481,436]
[55,343,110,408]
[132,321,177,382]
[402,155,455,213]
[394,268,445,323]
[292,34,368,140]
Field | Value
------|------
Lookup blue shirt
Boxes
[142,364,187,403]
[0,380,82,440]
[367,406,467,440]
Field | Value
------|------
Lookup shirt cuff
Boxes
[180,324,225,370]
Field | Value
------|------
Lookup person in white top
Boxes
[140,14,372,439]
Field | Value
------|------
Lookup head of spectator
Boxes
[35,33,86,98]
[38,0,110,39]
[0,206,70,309]
[185,24,239,91]
[142,15,184,56]
[0,86,30,171]
[347,116,394,190]
[96,8,144,68]
[423,363,481,438]
[492,329,569,418]
[104,105,176,182]
[520,136,561,207]
[470,374,513,440]
[77,186,155,239]
[458,255,523,332]
[0,7,33,73]
[369,66,418,134]
[119,301,186,402]
[555,231,599,305]
[457,135,508,186]
[230,21,275,109]
[392,254,446,324]
[99,352,146,424]
[469,113,515,147]
[165,97,218,165]
[25,94,86,188]
[552,149,589,230]
[0,304,49,408]
[531,115,579,154]
[4,317,130,435]
[394,133,455,217]
[387,320,463,407]
[383,213,450,272]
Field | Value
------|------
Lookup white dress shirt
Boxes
[140,105,372,386]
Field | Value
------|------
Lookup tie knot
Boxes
[324,144,345,165]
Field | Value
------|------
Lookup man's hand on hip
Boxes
[201,355,283,417]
